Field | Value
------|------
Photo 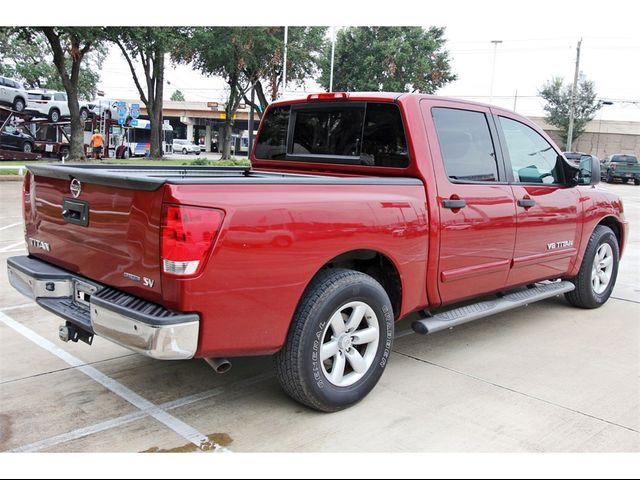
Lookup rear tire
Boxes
[49,108,60,123]
[80,108,88,123]
[565,225,619,309]
[13,97,25,112]
[275,268,394,412]
[634,179,640,186]
[59,147,69,161]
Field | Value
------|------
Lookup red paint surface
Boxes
[24,93,628,358]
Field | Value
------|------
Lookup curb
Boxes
[0,175,23,182]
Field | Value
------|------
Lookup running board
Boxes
[412,281,575,335]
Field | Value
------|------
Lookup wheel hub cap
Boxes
[320,301,380,388]
[338,335,353,351]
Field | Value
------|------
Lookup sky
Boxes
[5,0,640,121]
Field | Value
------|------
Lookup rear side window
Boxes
[432,107,499,182]
[255,102,410,168]
[54,93,66,101]
[255,105,290,160]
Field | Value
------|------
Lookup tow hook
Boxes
[59,322,94,345]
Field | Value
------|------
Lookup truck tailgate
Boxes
[24,171,164,303]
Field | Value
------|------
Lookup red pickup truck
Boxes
[7,92,628,412]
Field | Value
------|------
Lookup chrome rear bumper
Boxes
[7,256,199,360]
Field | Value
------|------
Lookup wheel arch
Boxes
[597,216,623,253]
[305,249,403,320]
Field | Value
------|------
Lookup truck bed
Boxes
[27,164,423,190]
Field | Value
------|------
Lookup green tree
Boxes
[170,89,185,101]
[108,27,183,158]
[539,75,601,147]
[319,26,456,93]
[174,27,326,157]
[173,27,257,159]
[240,27,327,113]
[37,28,107,161]
[0,28,105,101]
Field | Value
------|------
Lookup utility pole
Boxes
[566,38,582,151]
[513,89,518,112]
[282,26,288,99]
[248,86,255,157]
[489,40,502,103]
[329,26,336,92]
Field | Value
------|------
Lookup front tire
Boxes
[634,179,640,186]
[565,225,619,309]
[275,268,394,412]
[22,142,33,153]
[80,108,88,123]
[183,148,188,155]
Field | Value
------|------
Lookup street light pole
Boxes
[566,38,582,152]
[282,26,288,99]
[329,26,336,92]
[489,40,502,103]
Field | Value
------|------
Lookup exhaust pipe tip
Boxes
[204,357,232,374]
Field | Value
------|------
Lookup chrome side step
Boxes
[412,281,575,335]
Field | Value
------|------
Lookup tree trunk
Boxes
[41,27,88,162]
[149,46,165,158]
[66,86,85,160]
[221,121,233,160]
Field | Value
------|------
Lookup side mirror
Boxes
[578,155,600,186]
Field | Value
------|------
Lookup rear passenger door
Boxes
[424,102,517,305]
[495,114,580,286]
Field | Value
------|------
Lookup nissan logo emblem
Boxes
[70,179,81,198]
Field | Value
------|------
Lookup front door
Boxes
[423,102,517,305]
[495,114,580,286]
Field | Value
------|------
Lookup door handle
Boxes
[518,197,536,208]
[442,198,467,209]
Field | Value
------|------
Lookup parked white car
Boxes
[172,139,201,155]
[26,90,91,123]
[0,76,29,112]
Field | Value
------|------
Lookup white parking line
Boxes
[0,222,22,232]
[10,373,271,452]
[0,241,24,253]
[0,311,228,453]
[0,303,34,312]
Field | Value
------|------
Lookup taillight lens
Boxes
[307,92,349,101]
[161,205,224,277]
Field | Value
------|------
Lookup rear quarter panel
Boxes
[162,183,428,358]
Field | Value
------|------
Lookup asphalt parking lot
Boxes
[0,179,638,453]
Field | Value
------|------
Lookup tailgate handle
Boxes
[62,198,89,226]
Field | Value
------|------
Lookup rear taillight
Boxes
[22,171,32,236]
[161,205,224,277]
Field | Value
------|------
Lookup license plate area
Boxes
[74,280,98,308]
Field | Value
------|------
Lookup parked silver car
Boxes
[172,139,201,155]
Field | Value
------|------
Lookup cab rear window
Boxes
[255,102,410,168]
